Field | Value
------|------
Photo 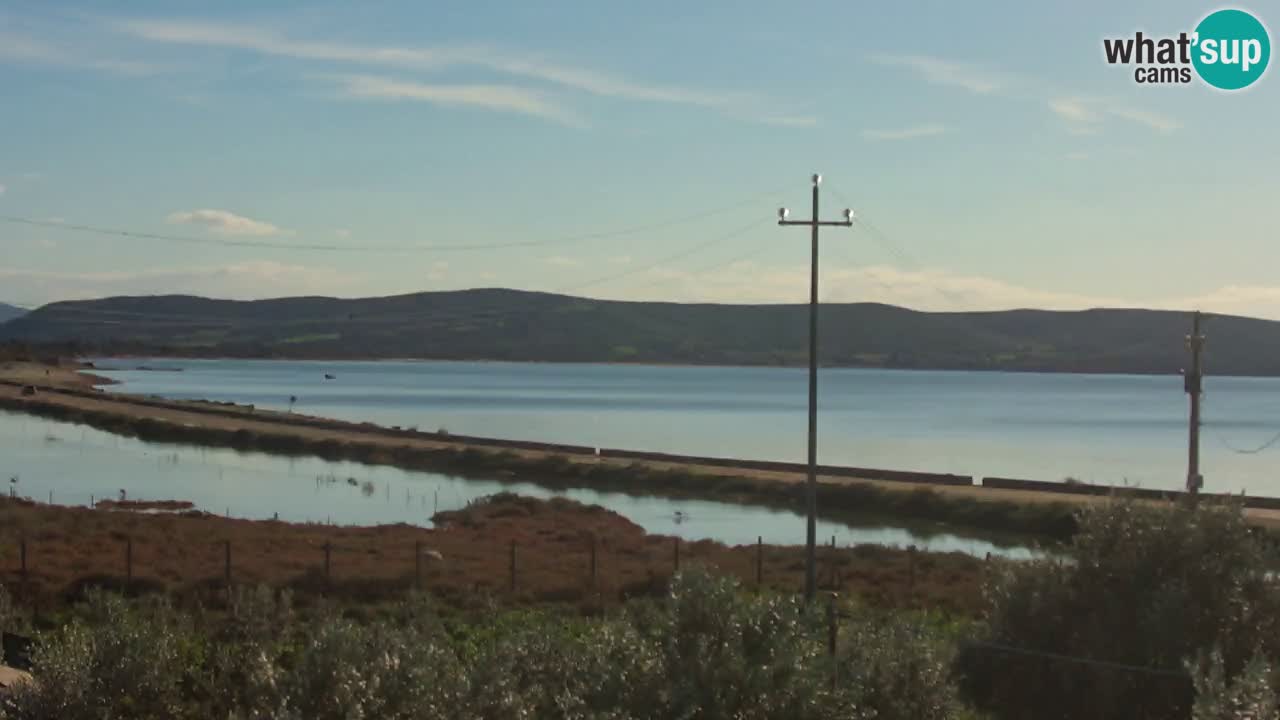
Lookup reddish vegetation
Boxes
[0,494,987,615]
[93,499,195,512]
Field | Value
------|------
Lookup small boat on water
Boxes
[324,373,336,380]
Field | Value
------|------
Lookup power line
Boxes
[554,219,763,294]
[10,220,768,330]
[963,641,1188,679]
[1213,428,1280,455]
[621,233,777,291]
[0,186,787,255]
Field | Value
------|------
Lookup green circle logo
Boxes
[1192,9,1271,90]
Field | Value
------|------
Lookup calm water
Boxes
[0,410,1029,558]
[95,359,1280,496]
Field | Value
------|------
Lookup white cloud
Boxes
[334,229,351,239]
[114,19,796,124]
[1049,96,1179,135]
[328,74,583,127]
[1108,106,1180,134]
[1048,97,1100,124]
[166,209,291,237]
[869,54,1009,94]
[583,262,1280,320]
[0,261,359,305]
[0,32,161,76]
[427,261,448,282]
[862,123,949,141]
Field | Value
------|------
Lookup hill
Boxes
[2,289,1277,375]
[0,302,26,324]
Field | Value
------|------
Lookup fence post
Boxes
[907,545,916,594]
[509,540,517,592]
[589,534,597,589]
[323,541,332,591]
[827,592,839,690]
[19,537,27,598]
[673,537,680,573]
[225,540,232,587]
[747,532,757,589]
[830,535,837,588]
[414,540,422,591]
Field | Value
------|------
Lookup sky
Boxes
[1,0,1278,317]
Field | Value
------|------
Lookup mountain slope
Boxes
[2,289,1276,375]
[0,302,27,324]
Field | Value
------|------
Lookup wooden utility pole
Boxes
[1185,311,1206,494]
[778,174,854,603]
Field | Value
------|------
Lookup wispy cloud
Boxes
[869,54,1009,94]
[586,262,1280,320]
[1048,97,1100,124]
[1049,96,1179,135]
[862,123,950,141]
[166,209,292,237]
[113,19,797,125]
[334,229,351,239]
[1108,106,1180,134]
[867,51,1177,138]
[328,74,584,127]
[0,31,162,76]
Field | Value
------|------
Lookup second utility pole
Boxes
[1185,311,1206,494]
[779,174,853,603]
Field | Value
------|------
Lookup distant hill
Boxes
[0,302,27,324]
[2,289,1278,375]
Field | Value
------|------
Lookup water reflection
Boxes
[1,410,1034,559]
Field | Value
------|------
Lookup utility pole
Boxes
[778,174,854,603]
[1185,311,1206,494]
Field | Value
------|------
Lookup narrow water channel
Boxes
[1,410,1036,559]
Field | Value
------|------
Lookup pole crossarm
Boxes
[776,173,855,604]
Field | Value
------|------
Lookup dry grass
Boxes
[0,494,987,617]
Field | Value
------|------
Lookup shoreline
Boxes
[3,361,1277,543]
[82,353,1276,379]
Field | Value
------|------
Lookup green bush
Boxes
[1190,650,1280,720]
[3,591,191,720]
[0,571,972,719]
[959,499,1280,719]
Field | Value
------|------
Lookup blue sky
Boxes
[2,0,1278,317]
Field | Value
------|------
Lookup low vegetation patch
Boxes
[0,494,986,617]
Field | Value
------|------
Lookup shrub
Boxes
[840,612,966,720]
[0,573,972,719]
[1190,650,1280,720]
[3,591,190,720]
[959,499,1280,719]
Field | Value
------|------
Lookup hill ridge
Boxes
[3,289,1277,375]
